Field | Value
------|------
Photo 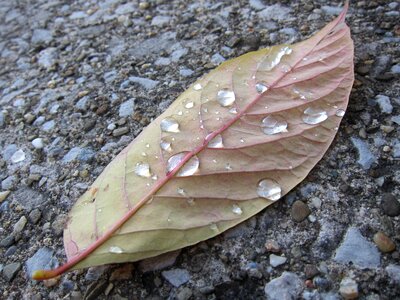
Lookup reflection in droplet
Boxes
[302,107,328,125]
[257,179,281,201]
[255,82,269,94]
[185,102,194,109]
[193,83,202,90]
[135,162,151,178]
[207,134,224,148]
[262,115,288,135]
[232,204,243,215]
[167,152,200,176]
[262,46,292,71]
[160,117,180,133]
[335,109,345,117]
[109,246,124,254]
[217,89,236,107]
[229,107,238,114]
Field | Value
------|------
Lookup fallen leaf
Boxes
[33,2,353,280]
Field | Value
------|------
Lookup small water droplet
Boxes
[225,163,232,170]
[185,102,194,109]
[146,183,151,187]
[193,83,202,90]
[257,179,281,201]
[11,149,25,163]
[334,127,339,131]
[240,138,245,143]
[135,162,151,178]
[255,82,269,94]
[145,143,150,148]
[177,187,187,196]
[141,152,147,157]
[152,175,158,180]
[229,107,238,114]
[261,115,288,135]
[335,109,345,117]
[207,134,224,148]
[302,107,328,125]
[177,110,183,116]
[203,107,208,113]
[98,208,102,212]
[215,111,220,115]
[232,204,243,215]
[303,57,309,61]
[217,89,236,107]
[109,246,124,254]
[216,117,221,121]
[160,117,180,133]
[160,140,172,152]
[210,224,218,231]
[212,159,217,163]
[167,152,200,177]
[280,64,291,73]
[167,217,172,223]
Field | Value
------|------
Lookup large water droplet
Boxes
[167,152,199,176]
[193,83,202,90]
[263,46,292,71]
[257,179,281,201]
[256,82,269,94]
[11,149,26,163]
[335,109,345,117]
[207,134,224,148]
[261,115,288,135]
[135,162,151,178]
[217,89,235,107]
[232,204,243,215]
[185,102,194,109]
[109,246,124,254]
[160,117,180,133]
[302,107,328,125]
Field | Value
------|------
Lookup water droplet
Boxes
[229,107,238,114]
[152,175,158,180]
[134,162,151,178]
[280,64,291,73]
[263,46,292,71]
[187,198,195,206]
[160,117,180,133]
[167,152,200,177]
[185,102,194,109]
[145,143,150,148]
[217,89,236,107]
[240,138,245,143]
[303,57,309,61]
[11,149,26,163]
[207,134,224,148]
[335,109,345,117]
[257,179,281,201]
[177,187,187,196]
[177,110,183,116]
[98,208,102,212]
[261,115,288,135]
[203,108,208,113]
[225,163,232,170]
[302,107,328,125]
[256,82,269,94]
[141,152,147,157]
[232,204,243,215]
[109,246,124,254]
[167,217,172,223]
[193,83,202,90]
[210,224,218,231]
[212,159,217,163]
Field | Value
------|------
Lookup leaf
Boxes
[33,3,354,280]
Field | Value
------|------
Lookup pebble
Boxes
[75,96,89,110]
[373,232,396,253]
[31,138,44,149]
[321,6,342,15]
[0,190,10,202]
[179,68,194,77]
[264,272,304,300]
[113,127,129,137]
[350,137,376,170]
[37,47,58,70]
[291,200,311,222]
[176,287,193,300]
[161,269,191,288]
[109,264,134,281]
[139,250,180,273]
[13,187,45,211]
[375,95,393,114]
[2,262,21,281]
[0,111,5,127]
[52,214,67,236]
[265,239,281,252]
[211,53,225,65]
[249,0,265,11]
[41,120,55,132]
[127,76,159,90]
[13,216,27,234]
[304,264,319,279]
[391,64,400,74]
[334,227,380,269]
[258,4,292,21]
[115,3,135,14]
[85,266,109,281]
[1,176,17,190]
[31,29,53,45]
[11,149,26,163]
[119,99,134,117]
[69,11,88,19]
[393,142,400,158]
[381,193,400,216]
[33,116,45,126]
[339,277,358,300]
[28,209,42,224]
[0,235,15,248]
[151,15,171,27]
[2,144,18,160]
[62,147,95,163]
[269,254,287,267]
[370,55,392,79]
[26,248,58,278]
[386,264,400,284]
